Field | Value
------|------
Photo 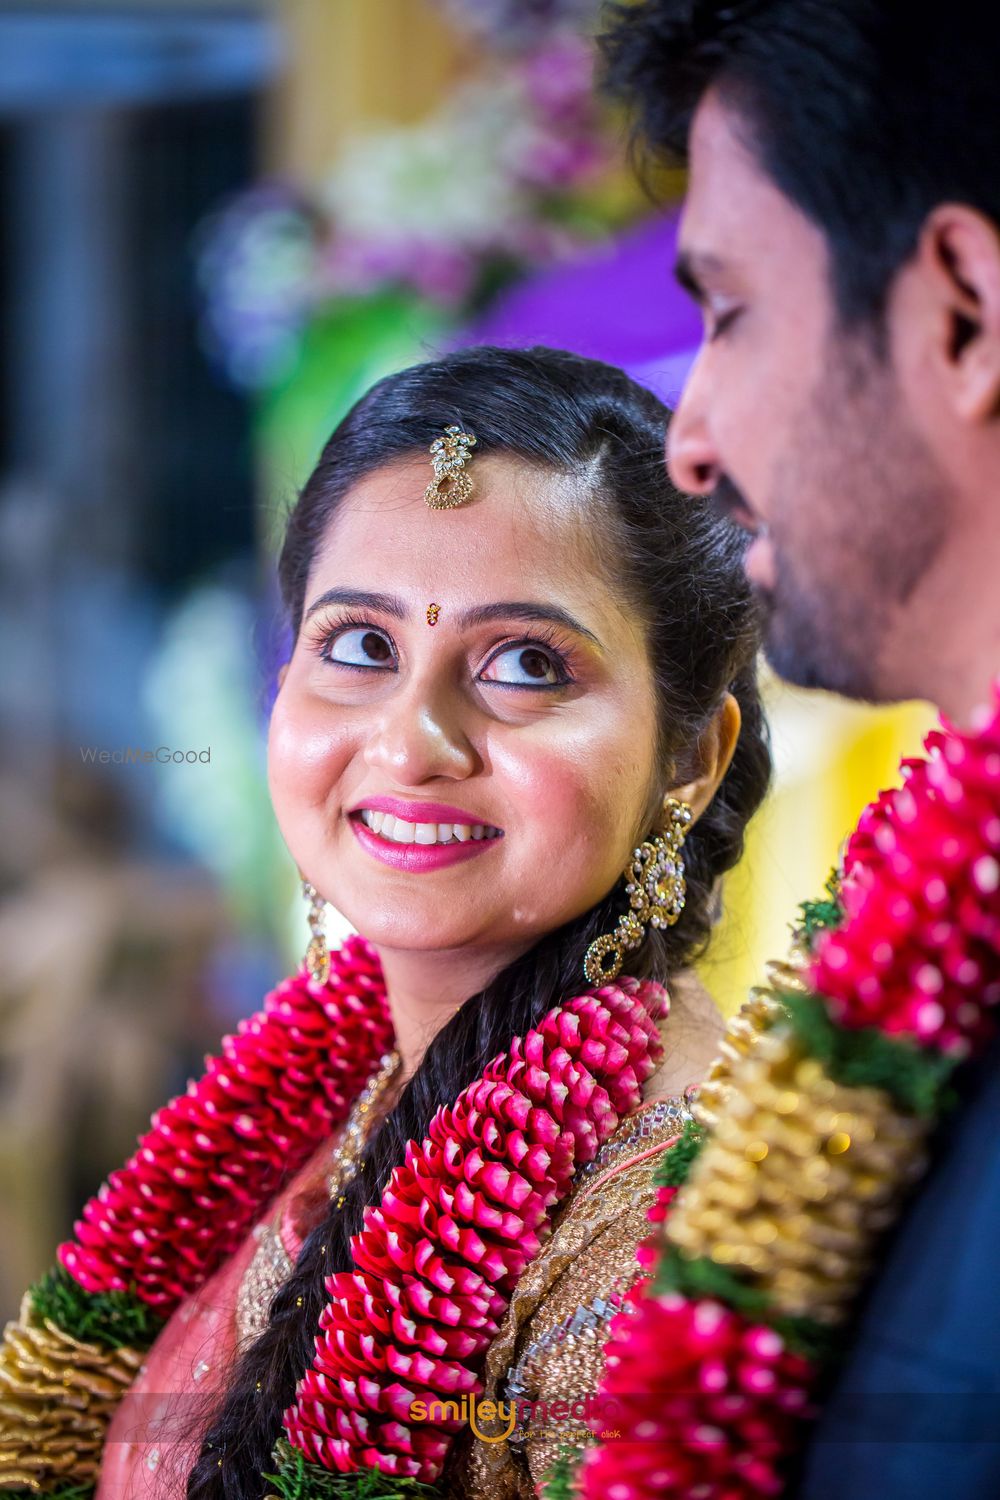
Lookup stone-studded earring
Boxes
[301,877,330,987]
[583,797,692,985]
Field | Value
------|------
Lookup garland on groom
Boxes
[546,684,1000,1499]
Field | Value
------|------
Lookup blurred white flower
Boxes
[322,89,525,251]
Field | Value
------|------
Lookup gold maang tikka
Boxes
[301,876,331,987]
[583,796,693,985]
[425,425,477,509]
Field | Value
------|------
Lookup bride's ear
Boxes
[666,692,742,823]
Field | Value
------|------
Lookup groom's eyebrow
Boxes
[304,587,407,620]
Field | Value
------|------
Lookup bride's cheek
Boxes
[498,740,614,862]
[268,699,350,812]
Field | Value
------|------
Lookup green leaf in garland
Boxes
[652,1246,835,1363]
[652,1118,706,1189]
[796,872,844,947]
[263,1441,444,1500]
[29,1266,166,1352]
[537,1445,586,1500]
[781,991,955,1116]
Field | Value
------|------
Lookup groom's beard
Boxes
[739,496,899,703]
[760,498,944,702]
[710,370,948,705]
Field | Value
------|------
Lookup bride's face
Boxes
[268,452,661,958]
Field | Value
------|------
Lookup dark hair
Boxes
[600,0,1000,324]
[188,345,769,1500]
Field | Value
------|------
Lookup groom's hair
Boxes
[601,0,1000,327]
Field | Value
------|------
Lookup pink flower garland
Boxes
[810,705,1000,1053]
[580,1284,814,1500]
[60,935,393,1310]
[282,977,668,1482]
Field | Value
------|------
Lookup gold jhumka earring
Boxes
[424,425,477,509]
[301,877,331,986]
[583,796,693,985]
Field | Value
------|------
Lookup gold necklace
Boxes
[327,1050,401,1203]
[235,1051,400,1347]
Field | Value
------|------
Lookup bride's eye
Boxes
[322,625,396,670]
[479,643,568,688]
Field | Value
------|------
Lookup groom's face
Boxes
[667,91,948,702]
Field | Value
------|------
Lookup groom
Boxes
[601,3,1000,1496]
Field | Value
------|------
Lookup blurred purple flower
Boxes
[320,236,478,307]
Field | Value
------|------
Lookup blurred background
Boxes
[0,0,934,1317]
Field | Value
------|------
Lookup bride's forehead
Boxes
[318,454,599,568]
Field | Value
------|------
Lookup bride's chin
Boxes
[337,902,492,955]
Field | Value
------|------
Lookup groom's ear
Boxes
[667,693,742,824]
[905,203,1000,425]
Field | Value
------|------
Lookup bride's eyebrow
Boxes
[304,587,406,621]
[458,601,602,648]
[303,590,603,649]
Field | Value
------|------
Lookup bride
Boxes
[0,346,769,1500]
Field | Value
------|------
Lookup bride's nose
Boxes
[363,677,479,784]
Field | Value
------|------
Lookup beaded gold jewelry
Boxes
[424,425,477,509]
[301,878,330,986]
[426,602,441,626]
[583,796,692,985]
[327,1050,400,1204]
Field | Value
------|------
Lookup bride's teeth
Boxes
[359,811,502,845]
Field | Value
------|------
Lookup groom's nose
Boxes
[666,357,721,497]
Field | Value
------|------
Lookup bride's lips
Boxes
[348,796,504,873]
